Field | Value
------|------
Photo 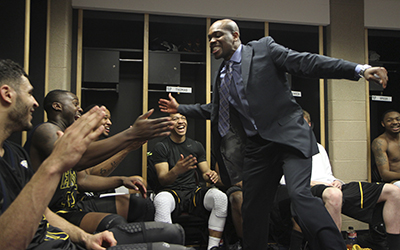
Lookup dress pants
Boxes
[241,135,346,250]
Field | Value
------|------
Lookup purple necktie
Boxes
[218,61,233,137]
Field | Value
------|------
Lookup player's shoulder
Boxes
[373,133,389,144]
[33,122,59,136]
[153,137,170,151]
[186,137,203,147]
[4,140,24,152]
[372,133,390,150]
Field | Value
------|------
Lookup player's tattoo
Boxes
[372,139,387,167]
[100,168,107,175]
[99,161,119,176]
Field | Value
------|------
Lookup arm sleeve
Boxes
[265,37,359,80]
[178,103,212,120]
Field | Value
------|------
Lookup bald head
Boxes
[44,89,71,114]
[208,19,241,60]
[43,89,82,128]
[212,19,240,36]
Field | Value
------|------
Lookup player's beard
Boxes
[8,95,33,132]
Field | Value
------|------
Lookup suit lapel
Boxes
[241,45,253,90]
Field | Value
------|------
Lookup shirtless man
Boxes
[372,110,400,188]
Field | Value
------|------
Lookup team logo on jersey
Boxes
[45,230,70,241]
[20,160,28,169]
[59,170,77,189]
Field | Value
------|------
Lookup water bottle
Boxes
[346,226,358,249]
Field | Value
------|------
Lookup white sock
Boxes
[208,236,220,250]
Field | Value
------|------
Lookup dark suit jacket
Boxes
[178,36,359,186]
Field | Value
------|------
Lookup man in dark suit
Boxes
[159,19,388,250]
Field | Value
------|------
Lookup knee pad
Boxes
[96,214,127,232]
[203,188,228,218]
[128,194,155,222]
[153,192,176,223]
[110,221,185,246]
[204,188,228,232]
